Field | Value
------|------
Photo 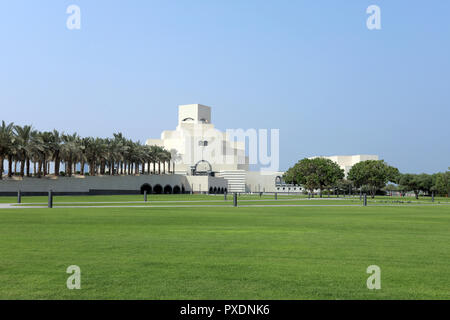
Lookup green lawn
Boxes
[0,199,449,299]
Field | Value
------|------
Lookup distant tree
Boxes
[418,173,433,195]
[283,158,344,197]
[386,165,401,184]
[432,169,449,196]
[334,179,353,196]
[398,173,433,199]
[347,160,399,198]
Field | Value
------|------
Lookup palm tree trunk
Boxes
[20,160,25,177]
[14,160,18,175]
[37,160,42,178]
[0,156,4,179]
[26,158,31,177]
[67,161,72,177]
[158,162,161,174]
[55,157,60,176]
[80,161,85,175]
[34,162,37,176]
[43,157,47,176]
[7,155,13,178]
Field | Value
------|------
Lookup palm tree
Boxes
[165,150,172,174]
[7,134,18,178]
[113,133,128,175]
[79,137,91,175]
[29,130,46,178]
[159,149,171,174]
[47,130,62,176]
[61,133,81,177]
[39,131,53,176]
[2,122,173,179]
[170,149,181,174]
[155,146,167,174]
[0,121,14,179]
[14,125,33,177]
[95,138,108,175]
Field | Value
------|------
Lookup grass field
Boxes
[0,194,449,299]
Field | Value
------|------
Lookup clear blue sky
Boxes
[1,0,449,173]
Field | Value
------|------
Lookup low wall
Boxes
[0,175,228,196]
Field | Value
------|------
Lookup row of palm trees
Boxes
[0,121,174,179]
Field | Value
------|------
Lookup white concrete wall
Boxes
[0,175,227,194]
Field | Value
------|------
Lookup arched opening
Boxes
[181,185,186,194]
[164,185,173,194]
[220,188,224,194]
[193,160,213,176]
[209,187,213,194]
[173,185,181,194]
[153,184,163,194]
[140,184,152,194]
[275,176,282,185]
[213,187,217,194]
[225,188,228,194]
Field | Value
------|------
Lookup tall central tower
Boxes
[178,104,211,125]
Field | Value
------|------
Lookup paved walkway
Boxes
[1,197,357,205]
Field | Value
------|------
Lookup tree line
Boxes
[0,121,174,179]
[283,158,449,198]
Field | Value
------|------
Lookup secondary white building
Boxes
[309,154,379,177]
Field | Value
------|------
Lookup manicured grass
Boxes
[0,203,449,299]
